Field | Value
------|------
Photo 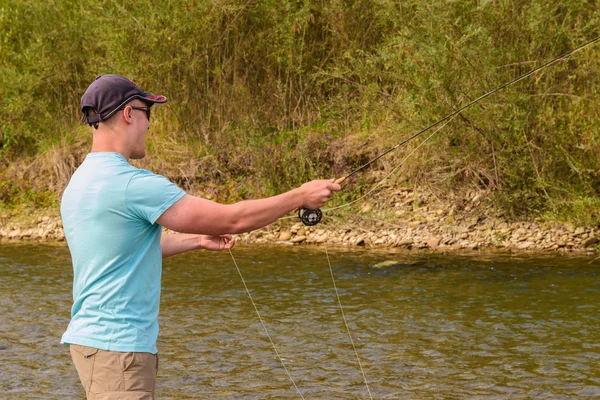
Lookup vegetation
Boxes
[1,0,599,224]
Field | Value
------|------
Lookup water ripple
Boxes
[1,244,599,398]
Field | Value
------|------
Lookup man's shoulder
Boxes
[74,153,138,176]
[125,168,172,188]
[63,154,140,198]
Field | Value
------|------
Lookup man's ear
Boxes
[122,105,133,124]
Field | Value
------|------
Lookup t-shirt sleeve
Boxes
[125,170,186,224]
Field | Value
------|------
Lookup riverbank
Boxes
[1,187,598,255]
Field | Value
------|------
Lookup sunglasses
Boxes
[130,106,151,121]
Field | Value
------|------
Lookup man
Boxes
[61,74,341,399]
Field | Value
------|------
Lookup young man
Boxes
[61,74,341,399]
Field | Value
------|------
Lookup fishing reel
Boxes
[298,208,323,226]
[296,177,344,226]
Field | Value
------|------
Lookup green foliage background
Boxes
[1,0,599,223]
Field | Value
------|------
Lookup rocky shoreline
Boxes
[234,220,599,254]
[1,201,598,256]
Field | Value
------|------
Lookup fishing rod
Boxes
[298,35,600,226]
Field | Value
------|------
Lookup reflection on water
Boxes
[0,243,599,399]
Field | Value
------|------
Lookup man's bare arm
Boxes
[157,179,340,236]
[160,233,235,258]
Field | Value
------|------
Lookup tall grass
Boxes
[1,0,599,223]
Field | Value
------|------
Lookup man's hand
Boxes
[299,179,342,210]
[199,234,235,251]
[161,233,234,257]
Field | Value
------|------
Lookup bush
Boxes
[0,0,599,223]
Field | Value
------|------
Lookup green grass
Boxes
[0,0,599,225]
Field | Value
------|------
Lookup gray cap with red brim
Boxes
[81,74,167,125]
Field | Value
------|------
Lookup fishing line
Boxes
[231,36,600,398]
[279,121,453,400]
[297,35,600,226]
[325,245,374,400]
[339,35,600,183]
[323,116,455,216]
[228,248,306,399]
[280,114,454,224]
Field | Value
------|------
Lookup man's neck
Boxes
[91,127,130,158]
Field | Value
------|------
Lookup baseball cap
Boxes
[80,74,167,126]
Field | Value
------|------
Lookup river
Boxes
[0,242,599,399]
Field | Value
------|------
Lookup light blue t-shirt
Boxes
[60,152,186,353]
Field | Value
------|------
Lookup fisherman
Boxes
[61,74,341,399]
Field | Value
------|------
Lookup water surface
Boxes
[0,243,599,399]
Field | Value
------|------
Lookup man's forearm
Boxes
[160,233,202,258]
[223,188,305,233]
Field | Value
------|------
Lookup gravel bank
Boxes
[3,202,597,255]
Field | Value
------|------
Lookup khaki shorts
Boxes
[70,344,159,400]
